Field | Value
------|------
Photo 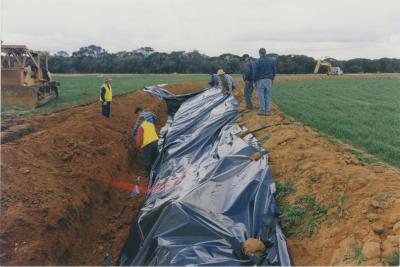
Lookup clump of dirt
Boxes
[0,82,206,265]
[234,86,400,266]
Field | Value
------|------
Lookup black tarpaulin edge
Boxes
[118,86,292,266]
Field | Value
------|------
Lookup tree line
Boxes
[49,45,400,74]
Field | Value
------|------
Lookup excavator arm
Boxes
[314,59,333,74]
[314,60,321,73]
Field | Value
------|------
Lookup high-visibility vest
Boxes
[141,121,159,148]
[100,83,112,102]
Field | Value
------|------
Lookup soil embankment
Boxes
[0,82,205,265]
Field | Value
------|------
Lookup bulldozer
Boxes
[314,59,343,75]
[1,45,59,108]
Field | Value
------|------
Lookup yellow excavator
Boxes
[314,59,343,75]
[1,45,60,108]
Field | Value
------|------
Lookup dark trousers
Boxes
[244,81,254,110]
[142,141,159,173]
[102,102,111,118]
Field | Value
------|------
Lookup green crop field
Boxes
[273,78,400,167]
[1,74,210,118]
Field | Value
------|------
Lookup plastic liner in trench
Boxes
[118,86,291,266]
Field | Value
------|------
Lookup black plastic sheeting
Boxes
[118,86,291,266]
[143,86,208,116]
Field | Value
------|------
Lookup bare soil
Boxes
[0,82,205,265]
[1,78,399,265]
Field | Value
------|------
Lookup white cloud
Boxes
[1,0,399,59]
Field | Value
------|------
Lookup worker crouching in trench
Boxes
[131,107,159,174]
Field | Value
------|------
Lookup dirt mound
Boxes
[1,82,207,144]
[234,87,400,266]
[0,82,205,265]
[161,81,207,94]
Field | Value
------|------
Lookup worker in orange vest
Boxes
[133,111,159,173]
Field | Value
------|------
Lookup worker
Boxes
[132,107,159,173]
[131,107,157,136]
[209,73,219,87]
[216,69,237,95]
[100,78,112,118]
[242,54,255,112]
[253,48,276,116]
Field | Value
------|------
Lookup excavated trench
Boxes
[0,83,205,265]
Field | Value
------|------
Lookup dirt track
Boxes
[1,79,399,265]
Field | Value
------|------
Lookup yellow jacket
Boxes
[135,121,159,148]
[100,83,112,102]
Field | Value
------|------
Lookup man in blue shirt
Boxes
[253,48,277,116]
[209,73,219,87]
[242,54,255,111]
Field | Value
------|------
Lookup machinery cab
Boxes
[331,66,343,75]
[1,45,59,108]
